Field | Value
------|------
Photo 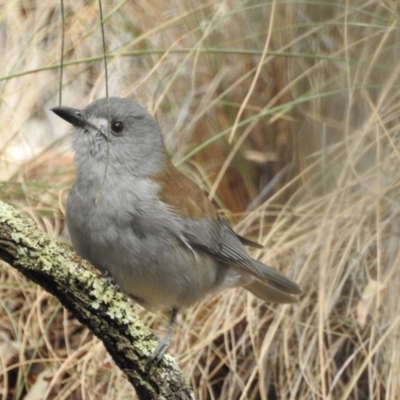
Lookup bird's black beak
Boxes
[51,106,86,128]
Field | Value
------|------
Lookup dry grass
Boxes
[1,0,400,399]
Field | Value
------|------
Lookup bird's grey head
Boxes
[52,97,167,177]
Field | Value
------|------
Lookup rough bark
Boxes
[0,200,194,400]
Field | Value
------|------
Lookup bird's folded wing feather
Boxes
[182,217,302,295]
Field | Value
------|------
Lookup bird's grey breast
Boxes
[66,173,161,266]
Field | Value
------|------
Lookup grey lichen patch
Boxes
[106,301,138,324]
[0,203,52,263]
[158,353,176,368]
[91,300,100,310]
[74,268,95,283]
[89,278,120,305]
[130,333,159,356]
[23,238,74,274]
[44,242,71,264]
[36,255,55,271]
[83,272,139,325]
[0,202,33,231]
[14,231,43,251]
[90,279,115,302]
[0,207,44,249]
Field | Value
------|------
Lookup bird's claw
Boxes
[146,336,172,368]
[102,271,120,291]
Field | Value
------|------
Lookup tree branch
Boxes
[0,201,194,400]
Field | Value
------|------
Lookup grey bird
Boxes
[51,97,302,364]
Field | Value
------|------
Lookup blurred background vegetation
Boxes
[1,0,400,399]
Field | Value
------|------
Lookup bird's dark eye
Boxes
[111,121,124,135]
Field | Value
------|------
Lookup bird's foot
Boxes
[102,271,120,291]
[146,335,172,368]
[145,308,178,368]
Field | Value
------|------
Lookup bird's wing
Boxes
[235,234,264,249]
[152,161,302,296]
[182,217,302,295]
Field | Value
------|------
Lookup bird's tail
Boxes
[245,259,302,303]
[245,279,298,303]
